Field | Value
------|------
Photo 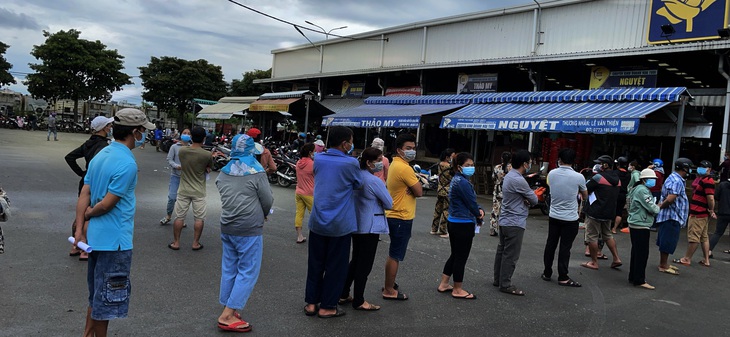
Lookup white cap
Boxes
[91,116,114,132]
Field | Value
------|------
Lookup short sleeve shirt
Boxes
[656,172,689,225]
[385,157,420,220]
[689,176,715,217]
[547,166,587,221]
[178,147,212,198]
[83,141,138,251]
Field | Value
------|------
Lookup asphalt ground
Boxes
[1,128,729,337]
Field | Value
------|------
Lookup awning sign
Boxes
[589,67,658,89]
[341,81,365,98]
[385,86,422,96]
[457,73,498,94]
[441,117,640,134]
[323,116,419,128]
[647,0,730,44]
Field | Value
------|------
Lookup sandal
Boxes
[338,296,353,305]
[699,260,710,267]
[437,285,454,293]
[658,267,679,275]
[499,286,525,296]
[452,292,476,299]
[610,262,623,269]
[382,291,408,301]
[580,262,598,270]
[217,320,252,332]
[303,304,317,316]
[723,250,730,254]
[637,283,655,290]
[540,274,551,281]
[354,303,381,311]
[672,258,690,266]
[558,279,582,287]
[318,308,346,318]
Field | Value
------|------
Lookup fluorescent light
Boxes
[666,67,679,71]
[565,85,573,88]
[684,76,695,79]
[585,63,596,66]
[658,63,670,66]
[547,78,556,81]
[692,80,702,84]
[676,72,687,75]
[647,59,658,62]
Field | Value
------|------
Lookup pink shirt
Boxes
[374,157,390,184]
[296,157,315,196]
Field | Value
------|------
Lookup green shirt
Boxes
[178,147,213,198]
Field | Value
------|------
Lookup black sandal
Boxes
[499,286,525,296]
[558,279,582,287]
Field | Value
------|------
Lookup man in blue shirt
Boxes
[73,108,154,336]
[655,157,692,275]
[304,126,363,318]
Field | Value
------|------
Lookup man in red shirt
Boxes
[675,160,716,267]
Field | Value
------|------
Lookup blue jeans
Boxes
[47,128,57,140]
[387,218,413,261]
[87,250,133,320]
[219,234,262,310]
[166,175,180,216]
[305,231,351,309]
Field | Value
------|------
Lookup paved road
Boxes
[1,129,729,336]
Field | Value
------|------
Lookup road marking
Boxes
[652,299,681,306]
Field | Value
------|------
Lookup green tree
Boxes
[0,41,16,87]
[228,69,272,96]
[24,30,131,121]
[139,56,227,130]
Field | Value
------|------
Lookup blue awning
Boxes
[323,104,465,128]
[441,101,673,134]
[471,87,686,103]
[365,94,476,105]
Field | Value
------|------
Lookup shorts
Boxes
[387,218,413,261]
[87,250,133,320]
[686,216,709,243]
[656,220,681,254]
[584,216,613,243]
[174,195,206,220]
[615,197,627,217]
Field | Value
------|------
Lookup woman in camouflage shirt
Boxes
[490,152,512,236]
[431,149,456,237]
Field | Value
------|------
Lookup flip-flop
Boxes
[296,238,307,244]
[437,286,454,293]
[338,296,353,305]
[452,292,476,300]
[558,279,582,287]
[610,262,623,269]
[638,283,655,290]
[217,320,252,332]
[499,286,525,296]
[580,262,598,270]
[668,265,680,271]
[382,291,408,300]
[540,274,551,281]
[699,260,711,267]
[168,243,180,251]
[303,305,317,316]
[672,258,690,266]
[317,308,346,318]
[585,253,608,260]
[69,250,81,257]
[380,283,399,291]
[724,250,730,254]
[354,303,381,311]
[659,267,679,275]
[192,244,204,251]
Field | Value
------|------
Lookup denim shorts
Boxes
[656,220,681,255]
[387,218,413,261]
[87,250,133,320]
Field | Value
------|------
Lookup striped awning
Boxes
[471,87,687,103]
[323,104,464,128]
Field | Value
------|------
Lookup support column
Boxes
[671,96,688,170]
[722,78,730,163]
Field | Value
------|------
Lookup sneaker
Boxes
[160,217,170,225]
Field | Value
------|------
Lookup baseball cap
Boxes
[114,108,155,130]
[91,116,114,132]
[246,127,261,138]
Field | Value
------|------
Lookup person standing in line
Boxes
[719,151,730,181]
[304,126,362,318]
[494,149,537,296]
[541,148,587,287]
[611,157,631,234]
[382,133,422,301]
[214,134,273,332]
[675,160,716,267]
[160,129,190,226]
[627,169,661,290]
[709,173,730,255]
[431,148,455,237]
[655,157,693,275]
[47,112,58,141]
[649,159,665,203]
[246,128,277,175]
[314,139,325,154]
[154,125,164,152]
[438,152,484,299]
[340,147,392,311]
[627,160,643,192]
[168,127,213,251]
[65,116,114,260]
[370,138,390,184]
[490,152,512,237]
[581,155,623,271]
[72,108,154,336]
[294,143,315,243]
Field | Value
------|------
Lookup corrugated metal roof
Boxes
[318,98,365,113]
[259,90,311,100]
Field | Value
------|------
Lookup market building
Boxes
[254,0,730,172]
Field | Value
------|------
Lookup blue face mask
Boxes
[645,179,656,188]
[347,142,354,155]
[697,167,708,176]
[134,130,146,148]
[181,134,192,143]
[462,166,475,177]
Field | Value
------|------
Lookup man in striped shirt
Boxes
[676,160,716,267]
[655,157,693,275]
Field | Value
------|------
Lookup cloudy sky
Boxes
[1,0,530,104]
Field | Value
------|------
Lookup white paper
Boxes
[68,236,93,253]
[588,192,596,205]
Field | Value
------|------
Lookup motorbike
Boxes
[275,156,298,188]
[413,164,438,193]
[160,136,175,153]
[524,163,550,215]
[209,145,231,172]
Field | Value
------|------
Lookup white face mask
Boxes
[372,161,384,173]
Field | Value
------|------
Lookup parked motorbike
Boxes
[160,136,175,153]
[525,163,550,215]
[209,145,231,172]
[275,156,298,188]
[413,164,438,193]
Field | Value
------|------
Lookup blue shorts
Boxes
[87,250,133,320]
[656,220,681,255]
[387,218,413,261]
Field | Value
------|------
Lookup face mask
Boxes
[462,166,475,177]
[107,127,113,139]
[402,149,416,161]
[181,134,192,143]
[644,179,656,188]
[347,142,354,155]
[628,166,634,172]
[372,161,384,173]
[525,163,532,171]
[134,129,146,148]
[697,167,708,175]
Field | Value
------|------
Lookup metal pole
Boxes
[304,94,312,134]
[722,77,730,163]
[672,96,687,170]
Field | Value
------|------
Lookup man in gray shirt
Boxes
[494,149,538,296]
[542,148,587,287]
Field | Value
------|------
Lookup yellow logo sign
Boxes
[656,0,716,32]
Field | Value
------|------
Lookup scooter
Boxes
[525,163,550,215]
[413,164,438,193]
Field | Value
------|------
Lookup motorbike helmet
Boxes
[698,160,712,168]
[652,158,663,167]
[674,157,693,172]
[298,132,306,139]
[593,155,613,165]
[615,156,629,168]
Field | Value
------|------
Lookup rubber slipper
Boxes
[672,258,690,266]
[338,296,353,305]
[380,283,399,291]
[303,304,317,316]
[492,281,499,287]
[78,255,88,261]
[499,286,525,296]
[452,292,476,300]
[192,244,204,251]
[610,262,623,269]
[597,255,608,260]
[217,320,252,332]
[540,274,551,281]
[558,279,582,287]
[699,260,710,267]
[668,265,679,271]
[354,303,380,311]
[318,308,346,318]
[382,291,408,300]
[580,262,598,270]
[168,243,179,251]
[69,250,81,257]
[638,283,655,290]
[659,267,679,275]
[723,250,730,254]
[437,286,454,293]
[296,238,307,244]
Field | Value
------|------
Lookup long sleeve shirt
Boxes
[216,172,274,237]
[499,169,538,228]
[309,149,363,237]
[166,143,183,177]
[354,170,393,234]
[448,172,482,223]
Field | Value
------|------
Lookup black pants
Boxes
[543,217,579,281]
[709,216,730,251]
[629,227,650,286]
[305,231,351,310]
[341,234,380,308]
[442,221,475,283]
